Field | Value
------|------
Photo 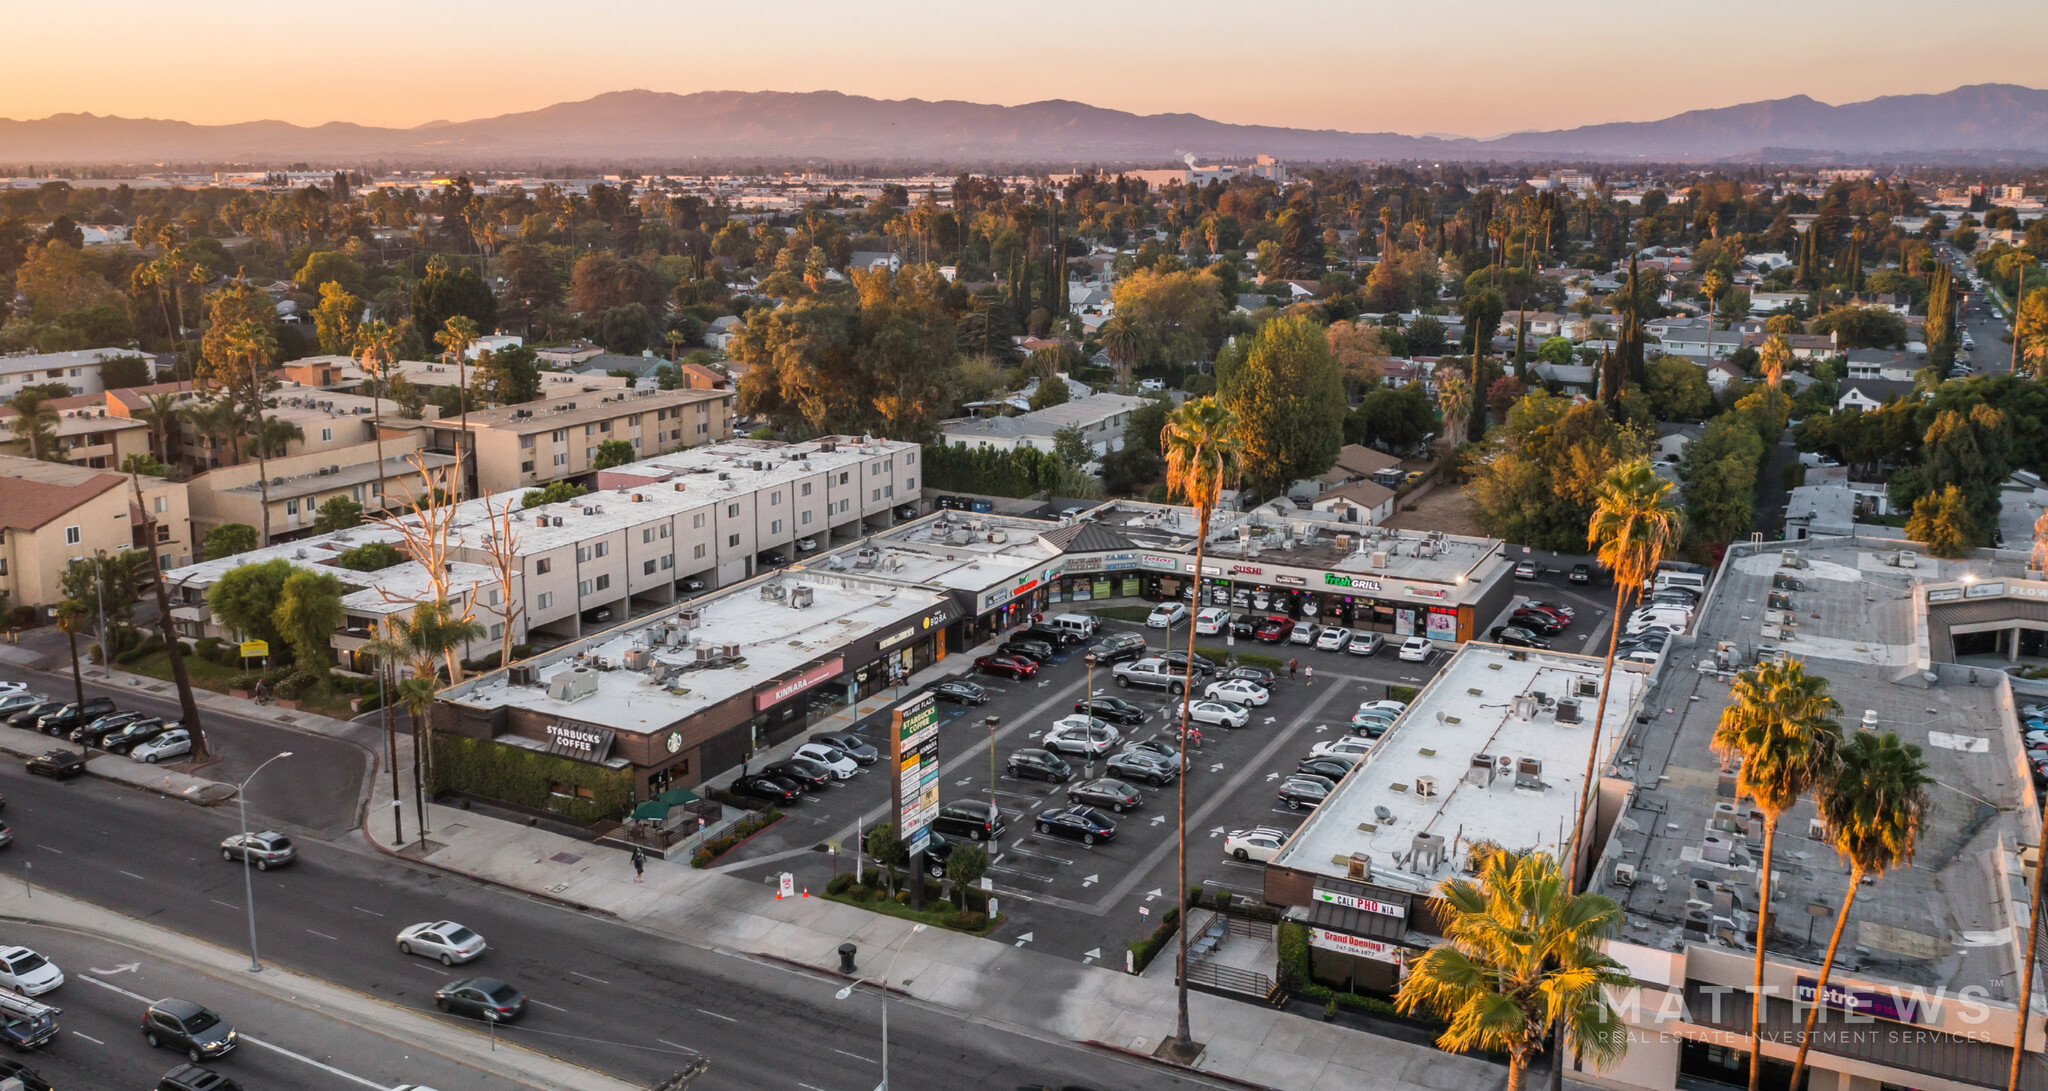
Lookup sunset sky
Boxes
[12,0,2043,136]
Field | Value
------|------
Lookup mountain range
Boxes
[3,84,2046,167]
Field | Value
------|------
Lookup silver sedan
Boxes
[397,920,487,965]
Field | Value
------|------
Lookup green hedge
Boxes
[430,734,634,824]
[1387,684,1420,704]
[688,808,784,866]
[1276,921,1425,1021]
[1126,907,1182,972]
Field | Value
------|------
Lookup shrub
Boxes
[511,643,533,660]
[195,636,221,658]
[953,911,989,931]
[228,672,263,692]
[826,873,854,895]
[1126,907,1182,973]
[177,641,195,657]
[1387,684,1420,704]
[275,669,320,700]
[431,734,635,824]
[847,884,869,901]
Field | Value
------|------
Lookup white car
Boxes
[1618,648,1662,666]
[1042,722,1119,756]
[1048,713,1119,739]
[1187,700,1250,728]
[795,537,819,552]
[1223,827,1290,863]
[793,742,859,779]
[0,946,62,995]
[1315,626,1352,651]
[1193,607,1229,636]
[131,728,192,763]
[1626,611,1688,636]
[1204,679,1270,707]
[2023,728,2048,748]
[1397,637,1435,662]
[1146,602,1189,629]
[1356,700,1407,719]
[0,681,26,696]
[1311,737,1375,760]
[1347,632,1383,656]
[396,921,487,966]
[1289,621,1317,645]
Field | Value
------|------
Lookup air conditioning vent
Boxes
[1614,863,1637,887]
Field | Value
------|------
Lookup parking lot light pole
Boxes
[1084,653,1098,780]
[236,751,293,973]
[983,715,999,846]
[834,923,925,1091]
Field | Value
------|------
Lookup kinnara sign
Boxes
[758,657,845,711]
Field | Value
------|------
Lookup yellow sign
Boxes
[239,640,269,658]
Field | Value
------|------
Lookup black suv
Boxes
[39,697,114,736]
[1157,650,1218,677]
[158,1064,243,1091]
[1024,624,1085,648]
[1086,632,1148,664]
[73,710,144,745]
[1074,695,1146,725]
[1006,748,1072,783]
[142,998,237,1062]
[998,637,1056,664]
[6,700,61,730]
[103,717,174,755]
[931,800,1006,842]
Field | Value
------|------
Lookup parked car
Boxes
[1508,609,1564,636]
[0,683,26,698]
[793,743,859,779]
[1514,560,1540,580]
[1193,607,1229,635]
[730,774,804,804]
[38,697,113,736]
[974,653,1038,681]
[1618,648,1662,666]
[1120,735,1186,770]
[24,751,84,780]
[1311,736,1376,760]
[927,678,990,705]
[1488,625,1551,649]
[680,579,707,592]
[434,977,524,1022]
[1253,616,1293,643]
[795,537,818,552]
[1067,778,1144,813]
[809,731,879,765]
[1006,748,1072,782]
[101,717,174,755]
[73,710,148,744]
[762,551,790,566]
[6,700,62,730]
[1104,749,1176,786]
[0,694,44,722]
[1156,649,1219,677]
[0,1059,53,1091]
[1223,827,1290,863]
[1617,631,1670,654]
[1397,637,1435,662]
[1357,699,1407,717]
[0,948,62,996]
[998,638,1056,664]
[132,728,193,764]
[141,998,237,1062]
[156,1063,242,1091]
[1023,623,1086,648]
[1033,806,1117,845]
[1229,616,1260,640]
[932,800,1006,842]
[1351,712,1397,737]
[1296,755,1359,781]
[1217,665,1276,687]
[894,504,920,520]
[221,831,295,870]
[1186,700,1250,729]
[1073,694,1146,725]
[1278,775,1334,810]
[1145,602,1189,629]
[1041,721,1119,757]
[1203,679,1270,706]
[1086,631,1149,664]
[1309,626,1347,652]
[1288,621,1317,645]
[760,757,833,789]
[397,921,487,966]
[1523,600,1576,622]
[1568,563,1608,585]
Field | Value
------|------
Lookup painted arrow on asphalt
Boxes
[1209,762,1225,773]
[1263,716,1277,724]
[1210,826,1227,838]
[1145,888,1163,901]
[1083,948,1101,964]
[1014,932,1034,947]
[955,777,974,787]
[1314,724,1328,733]
[90,962,140,976]
[1266,771,1280,780]
[1082,874,1099,887]
[1151,815,1167,826]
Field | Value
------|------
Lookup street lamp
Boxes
[235,751,293,973]
[1083,653,1098,780]
[834,923,926,1091]
[983,715,999,849]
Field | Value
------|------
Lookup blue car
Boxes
[1034,805,1117,846]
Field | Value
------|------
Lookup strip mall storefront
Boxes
[755,601,958,742]
[951,561,1064,650]
[1050,551,1187,605]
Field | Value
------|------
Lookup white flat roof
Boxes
[805,512,1063,593]
[441,571,950,735]
[1270,644,1648,894]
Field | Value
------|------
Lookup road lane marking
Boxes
[412,963,451,975]
[210,899,239,910]
[527,998,568,1012]
[72,1031,103,1044]
[659,1038,701,1053]
[35,845,61,854]
[799,1083,834,1091]
[570,970,610,985]
[696,1007,738,1022]
[81,975,387,1088]
[351,906,385,917]
[306,929,338,941]
[119,870,147,881]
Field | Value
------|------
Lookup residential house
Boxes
[704,315,743,351]
[0,393,153,470]
[1747,291,1808,314]
[1531,361,1597,396]
[940,393,1151,459]
[1741,331,1839,360]
[0,347,146,399]
[1846,292,1912,316]
[1657,326,1749,360]
[846,251,900,273]
[1498,311,1564,339]
[0,454,192,610]
[1308,479,1397,525]
[1836,378,1918,411]
[677,363,729,390]
[1702,360,1747,392]
[1843,349,1925,382]
[184,434,457,545]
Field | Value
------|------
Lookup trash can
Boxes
[838,943,857,974]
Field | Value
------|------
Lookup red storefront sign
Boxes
[758,656,845,711]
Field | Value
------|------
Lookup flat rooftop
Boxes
[1592,536,2037,999]
[804,512,1063,592]
[221,451,459,500]
[1270,643,1647,895]
[453,387,726,434]
[440,571,950,735]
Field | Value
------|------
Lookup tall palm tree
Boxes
[356,320,401,515]
[134,391,185,468]
[361,600,486,827]
[1099,317,1145,394]
[1434,365,1472,453]
[256,417,304,459]
[1574,460,1684,878]
[6,390,61,462]
[435,316,481,495]
[1159,396,1239,1055]
[1396,847,1635,1091]
[1701,270,1727,331]
[1712,658,1844,1091]
[1788,731,1928,1089]
[223,320,279,547]
[180,398,243,468]
[53,598,90,749]
[1759,333,1792,389]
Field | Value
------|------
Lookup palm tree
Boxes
[356,320,401,515]
[1788,731,1928,1088]
[1701,270,1727,331]
[435,316,481,495]
[53,598,90,749]
[134,391,184,468]
[361,600,486,830]
[6,389,61,462]
[1759,333,1792,389]
[1711,658,1844,1091]
[1099,317,1145,394]
[1159,395,1239,1056]
[1574,460,1684,878]
[1396,847,1635,1091]
[223,320,279,547]
[256,417,304,459]
[1434,365,1472,452]
[180,398,243,468]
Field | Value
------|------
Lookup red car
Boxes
[1253,615,1294,643]
[1516,604,1572,629]
[975,653,1038,680]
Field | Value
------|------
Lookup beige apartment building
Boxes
[389,387,735,497]
[184,435,461,544]
[0,392,155,470]
[283,355,630,398]
[0,456,192,611]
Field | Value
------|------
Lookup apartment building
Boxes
[394,387,736,496]
[184,435,460,544]
[283,355,630,398]
[0,347,144,399]
[0,392,154,469]
[0,455,192,610]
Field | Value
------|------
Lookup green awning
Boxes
[630,800,672,822]
[653,787,699,806]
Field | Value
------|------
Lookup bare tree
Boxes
[479,495,524,669]
[371,452,478,683]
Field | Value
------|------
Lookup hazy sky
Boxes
[12,0,2043,136]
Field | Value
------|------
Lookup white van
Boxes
[1194,607,1229,636]
[1651,570,1707,598]
[1046,613,1100,641]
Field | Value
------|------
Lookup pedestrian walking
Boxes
[632,846,646,883]
[253,678,268,704]
[1304,665,1314,687]
[1288,657,1299,681]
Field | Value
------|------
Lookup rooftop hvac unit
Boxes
[1555,698,1582,724]
[632,493,644,502]
[328,465,339,475]
[790,586,814,609]
[1514,757,1544,790]
[582,506,596,516]
[677,607,702,628]
[761,583,787,600]
[674,482,687,492]
[695,645,717,663]
[1346,852,1372,881]
[1414,775,1438,797]
[1701,834,1732,864]
[1410,832,1447,873]
[1573,678,1599,699]
[720,643,740,660]
[1371,551,1389,569]
[508,664,537,687]
[1613,862,1637,887]
[552,517,564,527]
[548,666,600,702]
[1512,695,1536,720]
[1466,754,1496,788]
[623,647,654,671]
[1334,534,1351,551]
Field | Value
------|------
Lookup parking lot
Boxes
[714,569,1616,967]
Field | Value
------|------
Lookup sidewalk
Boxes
[0,881,642,1091]
[0,725,236,804]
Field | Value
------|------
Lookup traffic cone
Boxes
[802,887,810,897]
